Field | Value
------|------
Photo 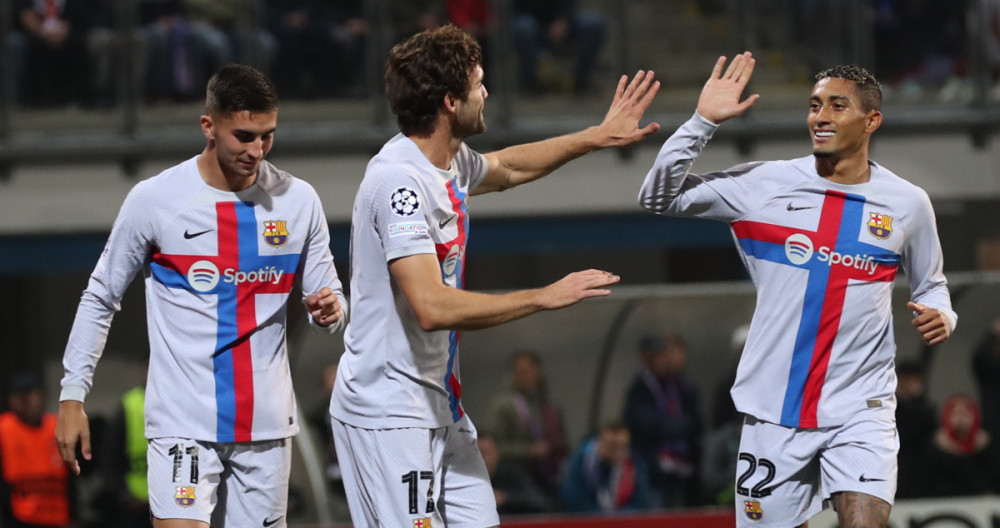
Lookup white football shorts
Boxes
[735,408,898,528]
[332,415,499,528]
[147,437,291,527]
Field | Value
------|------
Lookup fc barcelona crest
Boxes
[263,220,288,247]
[175,486,196,507]
[744,499,763,521]
[413,518,432,528]
[867,212,893,240]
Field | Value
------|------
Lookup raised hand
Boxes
[697,52,759,125]
[598,70,661,147]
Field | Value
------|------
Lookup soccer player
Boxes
[638,53,956,527]
[329,24,659,528]
[55,64,346,528]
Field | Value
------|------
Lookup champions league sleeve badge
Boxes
[391,187,421,217]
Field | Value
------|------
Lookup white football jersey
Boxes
[330,133,488,429]
[61,157,346,442]
[639,113,956,428]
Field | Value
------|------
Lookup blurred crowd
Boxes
[2,0,609,109]
[8,0,1000,110]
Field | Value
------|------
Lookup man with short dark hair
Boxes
[638,53,955,527]
[56,64,346,528]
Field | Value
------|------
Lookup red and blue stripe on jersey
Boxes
[436,178,468,422]
[731,190,900,428]
[149,201,299,442]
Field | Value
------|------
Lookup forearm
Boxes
[411,284,548,331]
[61,290,117,402]
[639,112,718,214]
[479,126,605,193]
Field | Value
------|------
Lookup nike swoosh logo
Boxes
[858,474,886,482]
[786,203,816,211]
[439,215,457,228]
[184,229,213,239]
[263,517,282,527]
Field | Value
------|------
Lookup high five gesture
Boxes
[697,52,760,125]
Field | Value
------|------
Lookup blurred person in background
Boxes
[624,332,702,508]
[488,349,568,503]
[893,359,937,499]
[972,317,1000,440]
[477,430,554,515]
[0,372,78,528]
[15,0,93,107]
[510,0,607,95]
[560,421,651,513]
[910,394,1000,497]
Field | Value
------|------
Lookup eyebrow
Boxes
[234,127,277,136]
[811,94,852,103]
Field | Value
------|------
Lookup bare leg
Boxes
[153,518,210,528]
[830,491,891,528]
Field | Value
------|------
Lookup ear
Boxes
[443,93,458,114]
[866,110,883,134]
[200,115,214,140]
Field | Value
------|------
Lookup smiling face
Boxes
[453,64,488,138]
[202,109,277,182]
[807,77,881,160]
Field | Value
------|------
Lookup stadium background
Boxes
[1,0,1000,525]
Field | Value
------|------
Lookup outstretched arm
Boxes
[474,70,661,195]
[389,253,619,331]
[696,52,759,125]
[638,52,760,218]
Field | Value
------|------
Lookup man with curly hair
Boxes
[638,54,955,527]
[329,24,659,528]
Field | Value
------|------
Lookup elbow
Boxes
[638,194,669,215]
[412,306,452,332]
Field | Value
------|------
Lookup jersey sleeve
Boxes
[457,143,489,191]
[901,188,958,330]
[639,112,763,222]
[60,184,156,402]
[370,170,436,262]
[297,183,347,334]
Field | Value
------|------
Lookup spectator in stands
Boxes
[388,0,444,43]
[0,372,78,528]
[894,359,937,499]
[478,430,554,515]
[15,0,93,107]
[141,0,210,102]
[701,323,749,506]
[184,0,274,73]
[265,0,367,99]
[972,317,1000,440]
[447,0,494,72]
[308,363,345,496]
[624,332,702,509]
[561,421,651,513]
[911,394,1000,497]
[510,0,607,95]
[96,376,152,528]
[488,349,568,503]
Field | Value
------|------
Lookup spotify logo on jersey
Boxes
[188,260,221,293]
[784,233,815,265]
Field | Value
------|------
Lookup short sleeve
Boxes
[372,172,437,262]
[457,143,488,191]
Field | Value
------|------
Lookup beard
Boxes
[813,149,834,158]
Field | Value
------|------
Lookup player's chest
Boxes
[742,188,906,253]
[158,200,308,258]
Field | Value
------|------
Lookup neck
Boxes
[198,145,257,192]
[408,121,461,170]
[815,154,871,185]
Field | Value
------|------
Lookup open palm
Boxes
[697,52,760,125]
